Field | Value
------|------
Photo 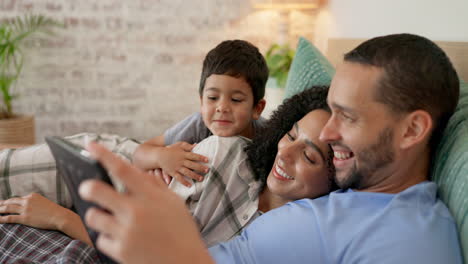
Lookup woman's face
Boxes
[267,109,332,201]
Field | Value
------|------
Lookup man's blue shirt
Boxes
[209,182,462,263]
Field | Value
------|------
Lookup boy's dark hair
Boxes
[245,86,336,191]
[199,40,269,105]
[344,33,460,155]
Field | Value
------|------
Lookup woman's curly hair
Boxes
[245,85,336,191]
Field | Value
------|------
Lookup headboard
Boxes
[327,38,468,81]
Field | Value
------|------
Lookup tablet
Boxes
[45,136,117,264]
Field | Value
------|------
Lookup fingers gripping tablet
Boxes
[45,136,117,264]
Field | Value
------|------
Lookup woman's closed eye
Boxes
[287,132,317,164]
[303,150,316,164]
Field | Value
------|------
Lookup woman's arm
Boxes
[0,193,92,246]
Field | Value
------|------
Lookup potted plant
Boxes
[0,14,61,146]
[262,44,295,117]
[264,44,295,88]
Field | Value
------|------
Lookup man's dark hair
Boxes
[199,40,269,105]
[344,33,460,153]
[245,86,336,191]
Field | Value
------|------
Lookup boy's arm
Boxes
[133,135,209,187]
[132,135,166,170]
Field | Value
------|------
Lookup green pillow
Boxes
[283,37,335,99]
[432,80,468,262]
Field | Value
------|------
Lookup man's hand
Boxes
[79,142,213,264]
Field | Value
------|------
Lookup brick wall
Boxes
[1,0,316,142]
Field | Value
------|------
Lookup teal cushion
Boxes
[283,37,335,99]
[432,80,468,262]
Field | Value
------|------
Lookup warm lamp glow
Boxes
[253,0,318,45]
[253,3,318,11]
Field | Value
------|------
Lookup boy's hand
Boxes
[160,142,209,187]
[149,168,172,185]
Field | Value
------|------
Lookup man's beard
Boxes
[335,127,395,190]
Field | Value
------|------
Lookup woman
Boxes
[0,86,335,261]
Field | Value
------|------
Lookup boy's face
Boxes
[200,74,265,138]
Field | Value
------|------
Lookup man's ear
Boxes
[399,110,433,150]
[252,99,266,120]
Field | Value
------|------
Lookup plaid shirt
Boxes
[170,136,262,247]
[0,223,101,264]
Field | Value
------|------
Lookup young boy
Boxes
[133,40,269,186]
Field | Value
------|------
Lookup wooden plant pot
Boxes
[0,115,35,146]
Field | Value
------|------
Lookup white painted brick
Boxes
[2,0,316,142]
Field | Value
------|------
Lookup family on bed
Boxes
[0,33,463,263]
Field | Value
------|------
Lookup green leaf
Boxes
[277,71,288,88]
[264,43,295,88]
[0,14,61,117]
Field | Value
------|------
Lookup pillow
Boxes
[431,80,468,262]
[283,37,335,99]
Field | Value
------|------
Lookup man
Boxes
[80,34,463,263]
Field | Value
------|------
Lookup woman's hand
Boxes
[0,193,93,246]
[0,193,65,230]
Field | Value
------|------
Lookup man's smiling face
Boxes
[319,62,399,190]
